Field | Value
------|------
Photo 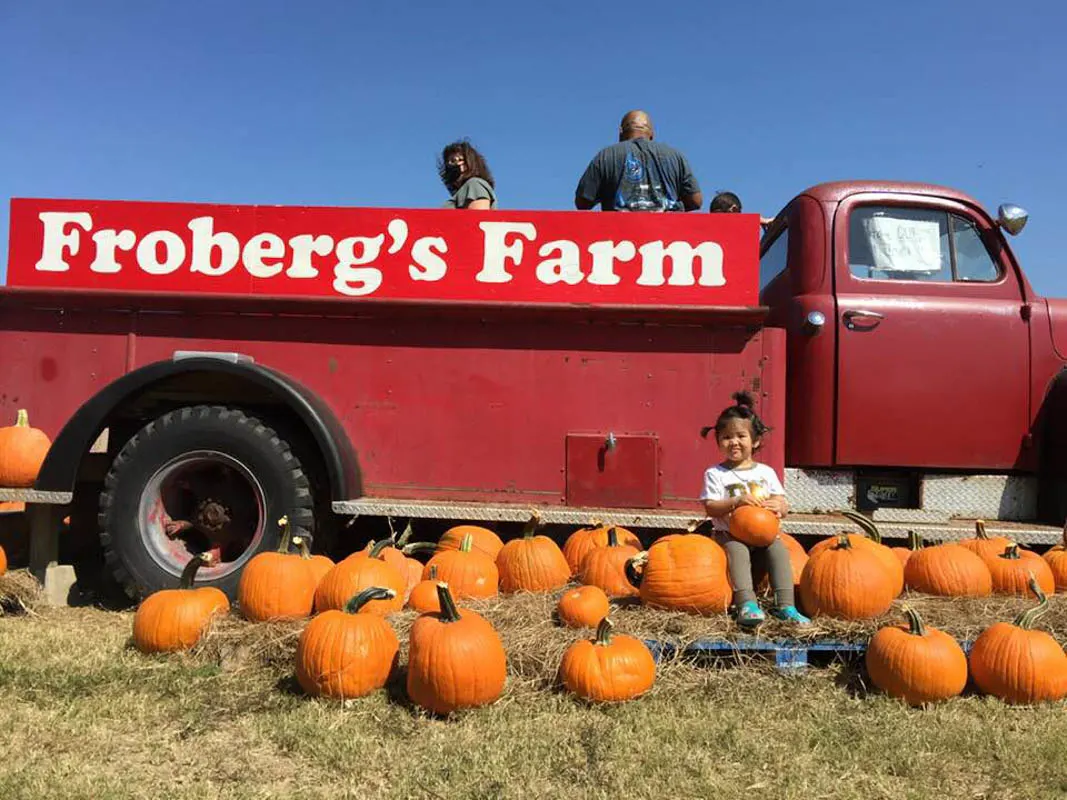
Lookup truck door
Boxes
[833,193,1029,470]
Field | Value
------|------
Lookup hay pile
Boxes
[189,586,1067,692]
[0,569,42,614]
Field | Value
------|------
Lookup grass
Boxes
[0,580,1066,798]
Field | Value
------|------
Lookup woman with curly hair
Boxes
[439,140,497,210]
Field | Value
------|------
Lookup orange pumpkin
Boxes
[363,520,425,595]
[985,544,1055,597]
[293,536,335,587]
[891,530,923,569]
[1044,526,1067,592]
[0,543,6,576]
[422,533,498,600]
[903,543,992,597]
[577,527,640,598]
[132,553,230,653]
[238,517,325,621]
[0,409,52,488]
[557,585,610,629]
[295,586,400,699]
[562,521,642,575]
[865,606,968,705]
[625,533,731,615]
[798,534,896,620]
[969,577,1067,704]
[0,501,26,513]
[437,524,504,561]
[559,617,656,703]
[959,519,1018,561]
[728,505,780,547]
[755,532,807,595]
[809,511,904,597]
[407,565,442,613]
[314,540,406,614]
[497,513,571,593]
[406,582,507,714]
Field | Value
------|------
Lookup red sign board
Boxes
[7,198,759,307]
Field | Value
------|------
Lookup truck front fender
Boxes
[34,356,361,501]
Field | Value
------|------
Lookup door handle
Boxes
[842,309,885,330]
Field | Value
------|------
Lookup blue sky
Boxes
[2,1,1064,292]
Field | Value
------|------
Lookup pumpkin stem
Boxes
[343,585,396,614]
[276,516,293,554]
[841,509,881,544]
[907,530,923,551]
[835,533,853,550]
[363,539,395,559]
[607,527,619,547]
[1014,574,1051,630]
[624,551,648,588]
[395,521,414,548]
[522,511,542,539]
[179,552,213,589]
[999,543,1021,561]
[459,533,474,553]
[436,582,462,622]
[975,519,989,541]
[403,542,438,556]
[901,605,926,637]
[293,536,312,560]
[594,616,614,646]
[427,564,438,581]
[14,409,29,428]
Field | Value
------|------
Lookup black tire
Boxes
[98,405,314,600]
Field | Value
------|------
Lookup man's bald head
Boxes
[619,110,654,141]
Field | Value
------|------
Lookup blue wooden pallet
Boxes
[644,637,975,672]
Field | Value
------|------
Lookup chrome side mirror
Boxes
[997,204,1029,236]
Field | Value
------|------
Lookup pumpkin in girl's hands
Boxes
[903,542,991,597]
[865,606,968,705]
[407,566,442,613]
[497,512,571,593]
[0,409,51,488]
[578,527,640,598]
[559,617,656,703]
[729,505,780,547]
[132,553,229,653]
[422,533,498,600]
[556,585,610,629]
[969,576,1067,704]
[314,540,406,614]
[406,583,507,714]
[296,586,399,699]
[798,534,896,620]
[985,544,1055,597]
[238,517,328,621]
[436,524,504,561]
[562,521,642,575]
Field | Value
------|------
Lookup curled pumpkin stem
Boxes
[901,605,926,637]
[975,519,989,540]
[436,582,461,623]
[840,509,882,544]
[907,530,923,551]
[624,551,648,588]
[999,544,1022,561]
[293,536,312,560]
[368,539,393,559]
[835,533,853,550]
[179,552,214,589]
[1014,574,1050,630]
[459,533,474,553]
[276,516,293,554]
[344,586,396,614]
[522,512,542,539]
[593,616,614,646]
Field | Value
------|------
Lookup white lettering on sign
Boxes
[863,216,942,273]
[36,212,93,272]
[27,209,739,300]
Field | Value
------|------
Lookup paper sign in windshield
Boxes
[862,216,942,273]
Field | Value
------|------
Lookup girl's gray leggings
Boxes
[721,536,795,608]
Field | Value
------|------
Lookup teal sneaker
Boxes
[771,605,811,625]
[736,600,766,627]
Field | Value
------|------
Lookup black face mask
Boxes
[444,163,462,184]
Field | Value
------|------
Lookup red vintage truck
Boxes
[1,180,1063,602]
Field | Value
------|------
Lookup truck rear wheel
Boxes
[98,405,314,600]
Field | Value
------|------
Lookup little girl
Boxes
[699,391,809,627]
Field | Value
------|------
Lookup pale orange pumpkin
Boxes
[0,409,52,488]
[497,513,571,593]
[556,585,610,628]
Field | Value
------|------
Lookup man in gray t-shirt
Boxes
[574,110,702,212]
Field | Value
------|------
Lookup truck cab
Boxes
[760,181,1067,524]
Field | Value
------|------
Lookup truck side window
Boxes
[952,214,1000,282]
[848,206,1001,284]
[759,229,788,291]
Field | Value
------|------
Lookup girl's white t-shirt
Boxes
[699,462,785,531]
